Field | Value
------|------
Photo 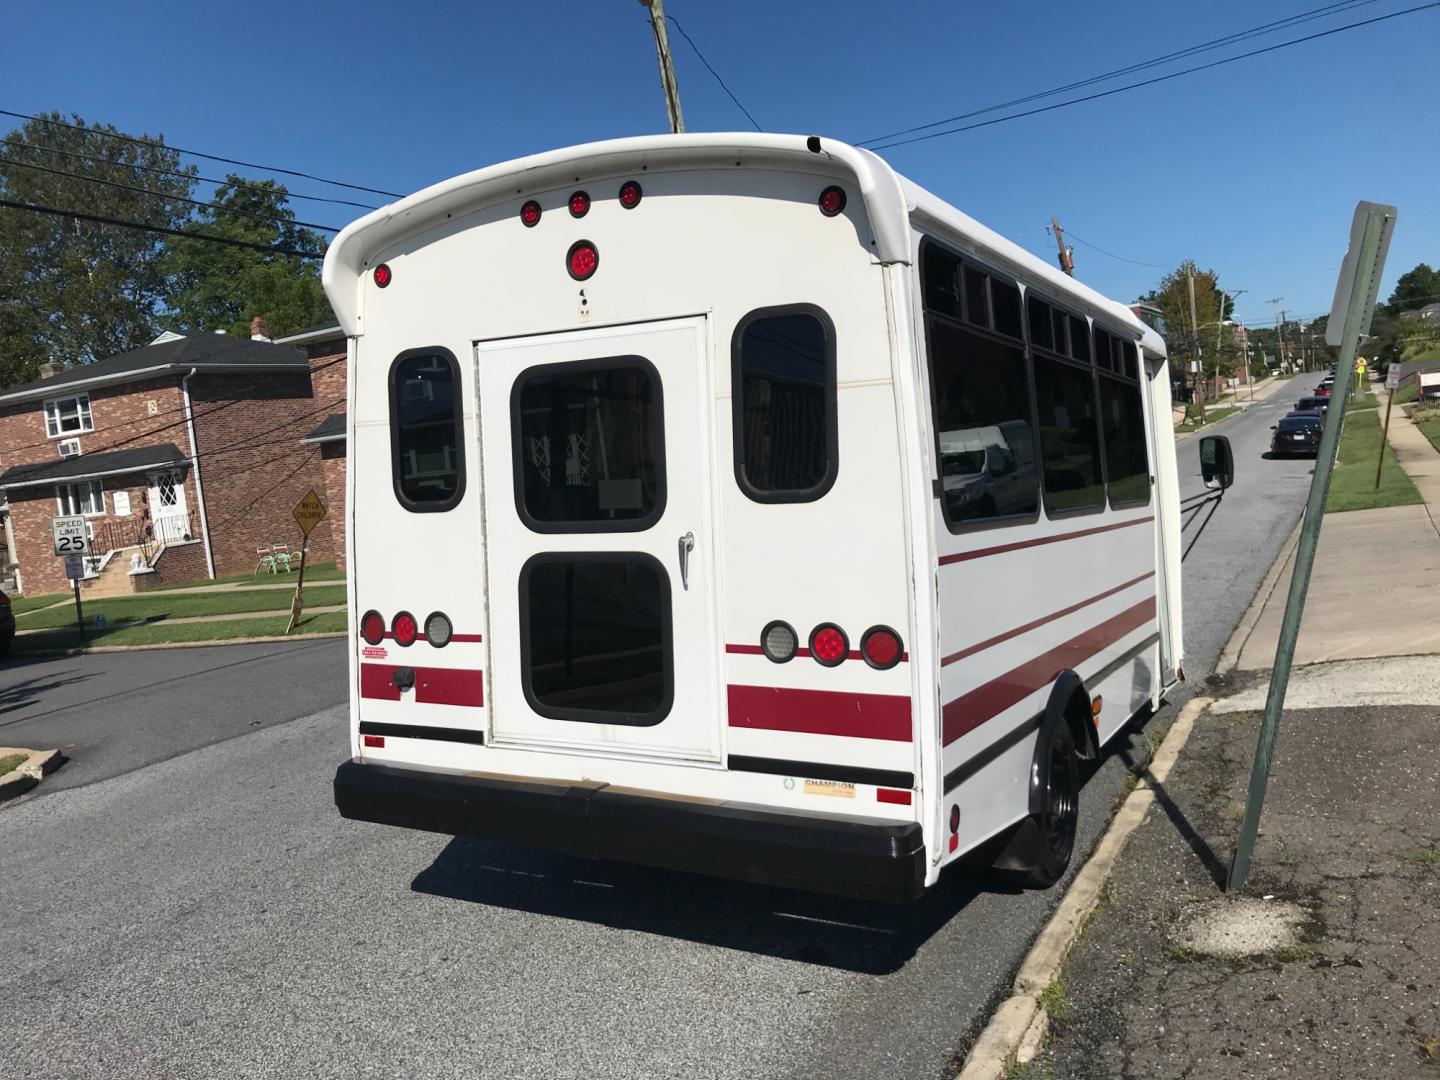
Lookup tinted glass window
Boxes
[1028,297,1053,352]
[1099,377,1150,506]
[964,265,990,330]
[1069,316,1090,365]
[992,279,1023,340]
[1122,340,1139,380]
[734,309,835,500]
[523,555,671,725]
[923,246,961,319]
[515,360,663,529]
[392,351,463,509]
[1052,308,1069,355]
[1034,355,1105,513]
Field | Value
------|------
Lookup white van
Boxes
[327,134,1181,900]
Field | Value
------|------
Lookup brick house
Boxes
[281,324,348,571]
[0,322,341,596]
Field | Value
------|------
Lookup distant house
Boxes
[0,319,340,596]
[280,324,348,571]
[1398,302,1440,326]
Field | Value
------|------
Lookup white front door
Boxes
[147,470,190,544]
[477,317,722,762]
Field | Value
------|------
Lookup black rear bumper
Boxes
[334,759,926,901]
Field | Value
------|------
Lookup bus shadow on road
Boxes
[411,837,1020,974]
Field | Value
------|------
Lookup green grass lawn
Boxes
[1325,408,1423,513]
[12,609,348,652]
[145,560,343,590]
[1176,405,1239,433]
[19,584,348,630]
[9,592,69,615]
[0,752,28,776]
[1416,415,1440,455]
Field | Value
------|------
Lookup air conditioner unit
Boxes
[58,438,82,459]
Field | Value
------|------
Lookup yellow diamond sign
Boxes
[293,489,326,536]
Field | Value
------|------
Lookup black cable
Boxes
[0,157,340,233]
[1063,229,1175,270]
[868,3,1440,151]
[1,136,380,211]
[856,0,1379,147]
[664,14,762,131]
[0,198,324,259]
[0,109,401,198]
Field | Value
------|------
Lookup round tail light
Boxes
[567,240,598,281]
[520,200,542,227]
[809,623,849,666]
[568,190,590,218]
[392,611,418,647]
[618,180,643,209]
[424,611,453,648]
[360,610,385,646]
[373,263,392,288]
[860,625,903,670]
[818,186,846,217]
[760,620,797,663]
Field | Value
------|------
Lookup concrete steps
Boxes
[82,548,144,598]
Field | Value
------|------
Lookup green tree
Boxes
[1386,262,1440,315]
[1140,261,1240,383]
[161,176,330,338]
[0,113,195,386]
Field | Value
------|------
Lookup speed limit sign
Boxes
[52,515,90,555]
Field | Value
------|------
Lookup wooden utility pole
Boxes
[639,0,685,134]
[1051,217,1074,276]
[1188,269,1205,422]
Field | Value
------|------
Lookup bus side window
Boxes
[731,305,837,503]
[1030,298,1105,516]
[389,348,465,512]
[921,241,1039,530]
[1100,337,1151,508]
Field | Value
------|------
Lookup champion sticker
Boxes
[362,645,388,660]
[803,778,856,799]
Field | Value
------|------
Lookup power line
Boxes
[0,109,401,199]
[1,136,380,211]
[867,3,1440,151]
[664,14,762,131]
[1062,229,1175,269]
[0,157,341,233]
[856,0,1380,147]
[0,198,325,259]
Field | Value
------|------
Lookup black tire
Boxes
[1021,721,1080,888]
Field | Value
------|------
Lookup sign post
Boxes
[52,515,90,642]
[1376,362,1402,489]
[1228,201,1397,892]
[285,490,326,635]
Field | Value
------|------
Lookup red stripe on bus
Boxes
[941,598,1156,746]
[360,664,485,708]
[726,644,765,655]
[941,571,1156,667]
[725,645,908,663]
[727,685,912,742]
[937,515,1155,566]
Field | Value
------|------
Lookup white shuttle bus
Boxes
[327,134,1181,901]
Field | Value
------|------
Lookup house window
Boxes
[57,480,104,517]
[44,393,94,437]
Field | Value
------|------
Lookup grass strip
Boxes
[13,609,348,651]
[19,584,348,630]
[145,561,343,590]
[1325,408,1423,512]
[0,753,28,776]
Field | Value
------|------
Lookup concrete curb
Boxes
[12,632,346,658]
[1215,517,1303,675]
[0,746,66,803]
[955,695,1213,1080]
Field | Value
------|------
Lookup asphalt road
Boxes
[0,385,1316,1080]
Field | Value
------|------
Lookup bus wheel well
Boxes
[1049,672,1099,763]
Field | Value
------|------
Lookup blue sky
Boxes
[5,0,1437,327]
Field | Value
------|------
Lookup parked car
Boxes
[1315,385,1332,397]
[0,588,14,658]
[1295,395,1331,413]
[1271,414,1323,457]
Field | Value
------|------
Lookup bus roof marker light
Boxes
[818,186,846,217]
[567,240,599,281]
[568,190,590,218]
[809,623,848,667]
[373,263,392,288]
[520,200,542,227]
[618,180,643,209]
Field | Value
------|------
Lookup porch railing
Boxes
[90,511,197,565]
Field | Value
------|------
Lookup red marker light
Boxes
[860,626,903,670]
[373,263,392,288]
[360,610,385,646]
[809,623,848,667]
[520,200,542,227]
[392,611,418,647]
[567,240,599,281]
[363,734,385,749]
[818,186,846,217]
[618,180,643,209]
[569,190,591,218]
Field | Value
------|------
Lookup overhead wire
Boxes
[664,14,762,131]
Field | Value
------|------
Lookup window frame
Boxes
[508,353,667,535]
[44,393,94,438]
[517,550,675,727]
[1094,325,1153,510]
[730,303,839,505]
[919,236,1043,535]
[388,346,466,514]
[56,479,105,518]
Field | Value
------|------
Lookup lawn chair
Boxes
[271,543,294,573]
[255,546,277,576]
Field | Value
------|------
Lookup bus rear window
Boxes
[390,348,464,511]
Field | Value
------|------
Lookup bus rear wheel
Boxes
[1023,721,1079,887]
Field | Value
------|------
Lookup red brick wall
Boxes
[132,540,209,590]
[320,443,347,570]
[189,371,335,577]
[306,342,347,411]
[0,376,187,471]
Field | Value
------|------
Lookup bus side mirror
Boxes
[1199,434,1234,490]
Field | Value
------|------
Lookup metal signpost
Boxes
[285,490,326,635]
[1376,361,1402,489]
[1228,201,1397,891]
[52,515,90,641]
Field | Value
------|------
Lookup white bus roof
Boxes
[323,132,1162,355]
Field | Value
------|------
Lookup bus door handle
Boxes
[677,531,695,590]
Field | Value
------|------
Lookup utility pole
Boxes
[1051,217,1074,276]
[1268,297,1286,371]
[1188,269,1204,421]
[639,0,685,134]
